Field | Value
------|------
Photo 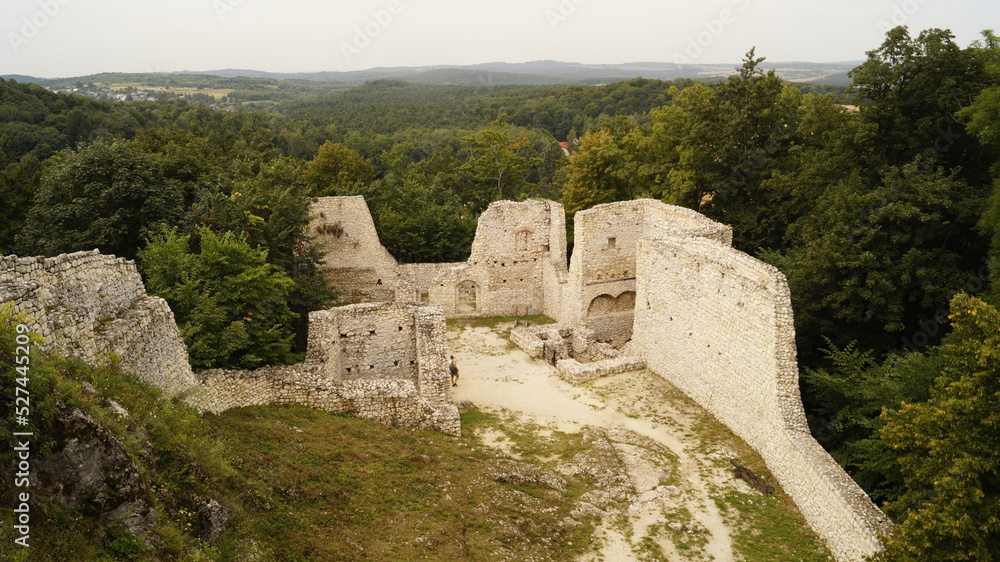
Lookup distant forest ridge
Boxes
[4,59,858,87]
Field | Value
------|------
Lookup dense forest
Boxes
[2,25,1000,558]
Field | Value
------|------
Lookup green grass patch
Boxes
[1,304,594,560]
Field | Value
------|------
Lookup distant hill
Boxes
[6,59,861,88]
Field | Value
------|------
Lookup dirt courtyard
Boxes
[447,322,830,562]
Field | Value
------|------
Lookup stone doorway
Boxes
[457,280,479,313]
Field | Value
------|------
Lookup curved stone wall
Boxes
[633,237,891,561]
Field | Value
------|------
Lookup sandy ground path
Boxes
[448,325,742,562]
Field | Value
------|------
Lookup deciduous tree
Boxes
[301,141,375,197]
[15,140,183,259]
[879,294,1000,560]
[139,226,297,369]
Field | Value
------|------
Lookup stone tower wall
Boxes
[633,237,890,561]
[309,195,398,303]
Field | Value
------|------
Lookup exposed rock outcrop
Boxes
[32,406,156,541]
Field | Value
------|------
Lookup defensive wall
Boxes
[1,251,459,435]
[309,195,890,559]
[632,237,891,560]
[0,251,197,397]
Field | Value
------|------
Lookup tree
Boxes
[800,340,939,503]
[850,26,994,182]
[879,294,1000,560]
[645,50,801,251]
[139,226,297,369]
[352,144,476,263]
[0,153,42,254]
[301,141,374,197]
[956,31,1000,301]
[15,140,184,259]
[560,122,649,216]
[460,116,543,212]
[186,157,336,351]
[780,159,986,359]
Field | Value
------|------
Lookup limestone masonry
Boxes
[192,302,459,436]
[0,251,197,397]
[3,196,891,560]
[1,250,459,436]
[309,195,891,560]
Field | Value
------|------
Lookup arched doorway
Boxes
[457,280,479,313]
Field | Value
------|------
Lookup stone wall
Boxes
[563,200,732,344]
[632,237,890,561]
[0,251,196,397]
[193,302,460,436]
[462,199,564,316]
[397,263,464,304]
[313,196,569,318]
[1,250,459,436]
[309,196,399,303]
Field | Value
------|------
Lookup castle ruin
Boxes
[307,195,892,560]
[1,195,891,560]
[0,251,459,436]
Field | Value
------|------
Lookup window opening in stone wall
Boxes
[457,280,478,313]
[607,237,616,250]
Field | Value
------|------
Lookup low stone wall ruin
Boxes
[192,364,459,436]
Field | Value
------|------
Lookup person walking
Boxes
[449,355,459,387]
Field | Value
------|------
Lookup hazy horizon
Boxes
[3,0,997,78]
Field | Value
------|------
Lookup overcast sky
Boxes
[2,0,997,77]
